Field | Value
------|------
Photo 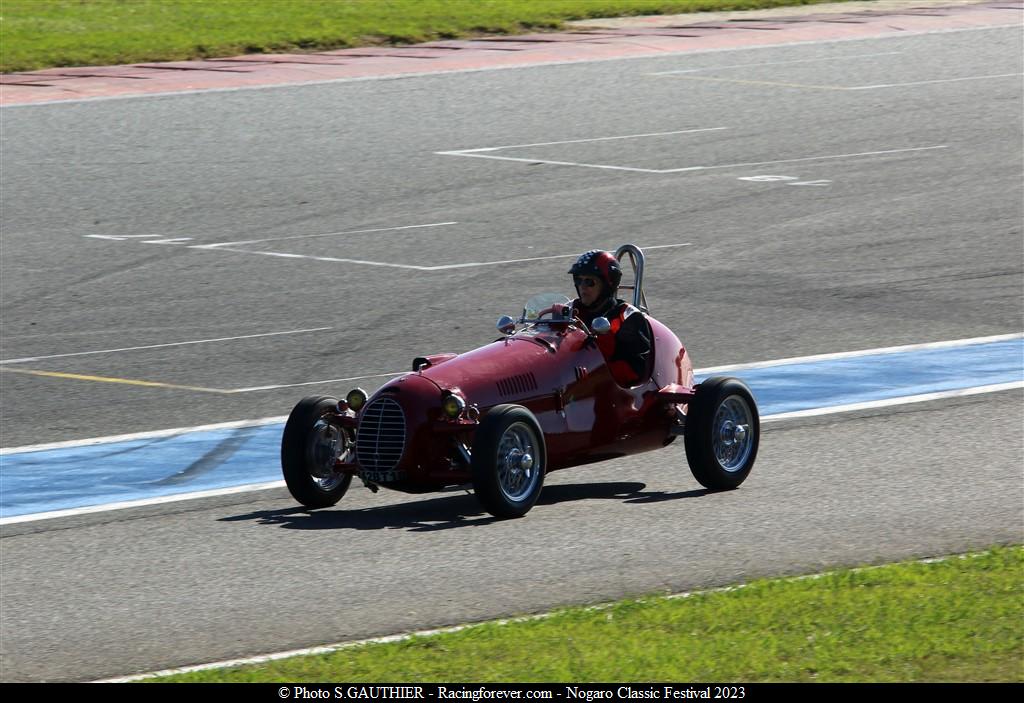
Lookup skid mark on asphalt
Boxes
[155,426,261,485]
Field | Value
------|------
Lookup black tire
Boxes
[471,404,546,519]
[684,376,759,490]
[281,396,353,508]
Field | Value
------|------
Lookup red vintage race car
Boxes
[281,245,759,518]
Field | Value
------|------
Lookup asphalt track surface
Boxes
[1,7,1022,682]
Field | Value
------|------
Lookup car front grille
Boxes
[356,397,406,474]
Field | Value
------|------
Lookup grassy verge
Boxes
[152,546,1023,682]
[1,0,858,73]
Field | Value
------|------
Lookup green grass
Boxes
[152,546,1024,683]
[1,0,857,73]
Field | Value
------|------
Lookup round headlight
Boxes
[346,388,368,411]
[442,393,466,419]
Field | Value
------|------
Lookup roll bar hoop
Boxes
[615,244,648,313]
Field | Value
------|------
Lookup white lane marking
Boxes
[141,238,193,244]
[436,128,725,174]
[436,151,664,173]
[190,221,458,249]
[4,333,1019,454]
[848,73,1024,90]
[193,246,441,269]
[650,51,905,74]
[187,242,693,272]
[659,145,948,173]
[230,371,407,393]
[441,142,947,174]
[417,243,692,271]
[441,127,728,153]
[0,482,287,526]
[84,234,165,241]
[3,380,1020,526]
[0,327,332,365]
[762,381,1024,423]
[0,416,288,456]
[93,548,1002,683]
[698,332,1024,373]
[738,175,832,185]
[5,331,1019,453]
[4,24,1018,108]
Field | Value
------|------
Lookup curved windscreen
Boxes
[521,293,573,322]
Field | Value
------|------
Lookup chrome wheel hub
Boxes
[712,397,754,472]
[497,423,541,502]
[719,419,748,445]
[307,418,348,490]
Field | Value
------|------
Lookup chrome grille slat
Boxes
[356,397,406,474]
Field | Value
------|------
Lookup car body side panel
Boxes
[354,314,693,488]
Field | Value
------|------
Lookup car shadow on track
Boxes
[221,481,711,532]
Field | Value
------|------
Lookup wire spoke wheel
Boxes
[496,422,540,502]
[472,405,546,519]
[282,396,353,508]
[712,396,754,472]
[685,377,759,490]
[306,417,351,491]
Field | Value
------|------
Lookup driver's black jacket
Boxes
[573,296,652,386]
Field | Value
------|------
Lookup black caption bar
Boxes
[2,682,1018,699]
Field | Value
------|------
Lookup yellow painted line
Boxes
[657,74,850,91]
[0,367,232,394]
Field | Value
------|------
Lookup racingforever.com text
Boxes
[281,685,744,700]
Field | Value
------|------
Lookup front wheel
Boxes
[471,404,546,519]
[281,396,353,508]
[684,376,759,490]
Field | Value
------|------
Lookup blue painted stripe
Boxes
[1,337,1021,518]
[696,338,1023,414]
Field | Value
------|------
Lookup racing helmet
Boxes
[568,249,622,293]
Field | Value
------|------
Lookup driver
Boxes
[569,250,652,387]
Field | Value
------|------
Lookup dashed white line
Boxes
[416,243,692,271]
[436,151,669,173]
[440,127,728,153]
[0,327,333,366]
[185,242,693,271]
[659,145,948,173]
[847,73,1024,90]
[440,139,948,174]
[83,234,154,241]
[190,221,458,249]
[230,371,407,393]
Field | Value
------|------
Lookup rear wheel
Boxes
[471,404,546,519]
[684,377,759,490]
[281,396,353,508]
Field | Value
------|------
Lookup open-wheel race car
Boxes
[281,244,759,518]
